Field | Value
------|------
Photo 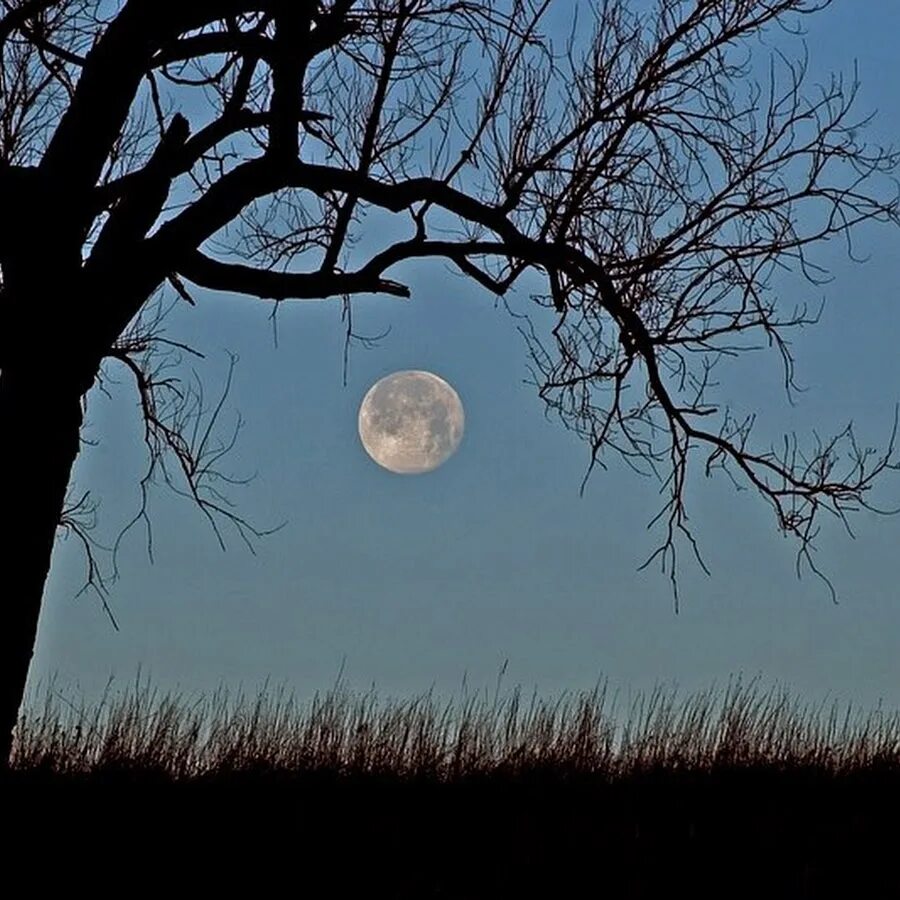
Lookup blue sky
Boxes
[30,1,900,710]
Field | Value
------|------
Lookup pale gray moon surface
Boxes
[358,371,465,474]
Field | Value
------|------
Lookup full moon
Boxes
[358,370,465,474]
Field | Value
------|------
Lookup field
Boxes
[5,676,899,896]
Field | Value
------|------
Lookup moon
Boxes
[358,370,465,474]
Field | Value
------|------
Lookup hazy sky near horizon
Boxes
[31,1,900,710]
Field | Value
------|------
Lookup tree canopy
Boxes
[1,0,898,625]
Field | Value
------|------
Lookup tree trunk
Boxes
[0,368,84,767]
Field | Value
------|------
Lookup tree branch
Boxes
[268,3,309,161]
[177,250,411,299]
[38,1,271,206]
[88,113,192,265]
[321,0,407,271]
[92,110,330,215]
[152,31,272,68]
[0,0,62,47]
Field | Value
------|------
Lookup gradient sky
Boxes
[30,1,900,711]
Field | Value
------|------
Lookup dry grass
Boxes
[12,674,900,781]
[8,676,900,897]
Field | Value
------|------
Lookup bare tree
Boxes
[1,0,898,765]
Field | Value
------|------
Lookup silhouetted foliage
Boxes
[7,678,900,896]
[14,675,900,777]
[1,0,898,763]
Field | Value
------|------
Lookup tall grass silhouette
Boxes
[12,675,899,780]
[8,675,900,897]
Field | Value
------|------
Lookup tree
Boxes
[1,0,898,765]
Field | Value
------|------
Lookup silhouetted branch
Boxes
[3,0,898,614]
[105,299,278,573]
[0,0,64,47]
[178,249,412,299]
[58,487,119,629]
